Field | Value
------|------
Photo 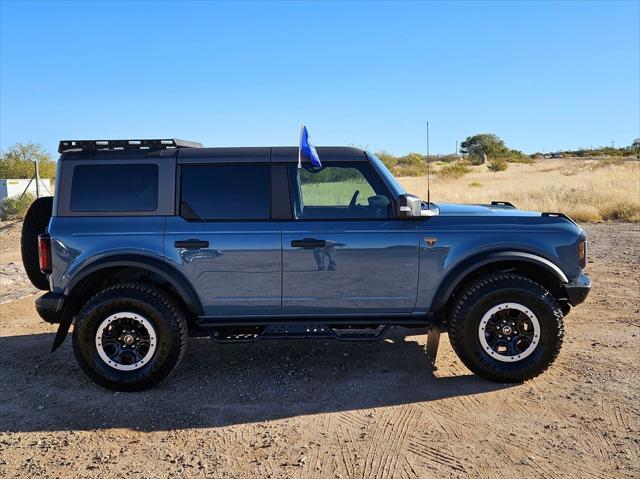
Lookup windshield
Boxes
[365,151,407,198]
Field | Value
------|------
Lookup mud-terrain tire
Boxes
[72,282,187,391]
[448,274,564,382]
[20,196,53,290]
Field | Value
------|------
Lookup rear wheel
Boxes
[448,274,564,382]
[20,196,53,290]
[72,282,187,391]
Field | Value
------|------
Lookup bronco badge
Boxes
[424,237,438,247]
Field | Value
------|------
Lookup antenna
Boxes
[426,122,431,205]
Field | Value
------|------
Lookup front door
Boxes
[165,163,281,316]
[281,161,420,314]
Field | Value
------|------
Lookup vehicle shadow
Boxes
[0,332,513,433]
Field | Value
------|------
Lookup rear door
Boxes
[281,160,420,314]
[164,156,281,316]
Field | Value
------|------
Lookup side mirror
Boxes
[397,194,439,218]
[397,194,422,218]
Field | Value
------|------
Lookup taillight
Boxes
[38,234,52,274]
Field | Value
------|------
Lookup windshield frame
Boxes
[364,151,407,198]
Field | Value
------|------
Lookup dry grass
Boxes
[398,158,640,222]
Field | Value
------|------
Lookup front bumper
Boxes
[35,292,65,324]
[564,274,591,306]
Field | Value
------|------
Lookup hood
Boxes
[436,202,541,217]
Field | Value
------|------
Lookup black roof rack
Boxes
[58,138,203,154]
[490,201,516,208]
[541,212,577,225]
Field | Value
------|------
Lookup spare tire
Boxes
[21,196,54,290]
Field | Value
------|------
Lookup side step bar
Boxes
[208,323,389,342]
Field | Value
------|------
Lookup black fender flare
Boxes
[430,250,569,313]
[51,255,203,352]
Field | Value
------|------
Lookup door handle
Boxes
[174,239,209,249]
[291,238,326,248]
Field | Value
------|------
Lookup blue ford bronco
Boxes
[21,139,590,391]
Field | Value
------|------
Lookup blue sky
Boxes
[1,1,638,156]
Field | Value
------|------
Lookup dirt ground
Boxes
[0,221,638,478]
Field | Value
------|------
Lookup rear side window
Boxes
[70,164,158,212]
[180,165,269,220]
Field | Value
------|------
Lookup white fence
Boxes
[0,178,52,201]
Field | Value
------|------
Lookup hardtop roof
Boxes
[60,145,368,162]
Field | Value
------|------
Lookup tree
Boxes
[632,138,640,157]
[460,134,509,165]
[0,143,56,179]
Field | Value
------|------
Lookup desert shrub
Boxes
[391,153,427,177]
[437,161,471,180]
[599,201,640,222]
[487,158,508,172]
[468,181,483,187]
[393,164,427,176]
[467,153,485,166]
[566,205,602,223]
[1,192,35,219]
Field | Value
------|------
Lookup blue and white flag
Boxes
[298,125,322,169]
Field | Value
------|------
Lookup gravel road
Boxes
[0,222,638,478]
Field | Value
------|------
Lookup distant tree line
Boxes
[376,135,639,177]
[532,139,640,158]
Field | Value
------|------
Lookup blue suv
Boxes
[21,139,590,391]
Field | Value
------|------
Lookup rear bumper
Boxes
[564,274,591,306]
[35,292,65,324]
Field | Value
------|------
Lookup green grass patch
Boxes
[301,180,375,206]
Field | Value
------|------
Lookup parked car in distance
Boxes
[22,139,590,391]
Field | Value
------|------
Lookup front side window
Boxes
[289,162,392,219]
[70,164,158,212]
[180,164,269,220]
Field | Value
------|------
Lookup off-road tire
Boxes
[448,274,564,382]
[20,196,54,290]
[72,282,187,391]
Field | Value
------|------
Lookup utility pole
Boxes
[455,140,458,156]
[426,122,431,205]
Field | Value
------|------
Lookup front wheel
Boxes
[72,282,187,391]
[448,274,564,382]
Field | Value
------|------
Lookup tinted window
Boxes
[180,165,269,220]
[70,164,158,212]
[289,163,391,219]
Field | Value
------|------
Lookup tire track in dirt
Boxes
[360,405,420,479]
[405,435,466,474]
